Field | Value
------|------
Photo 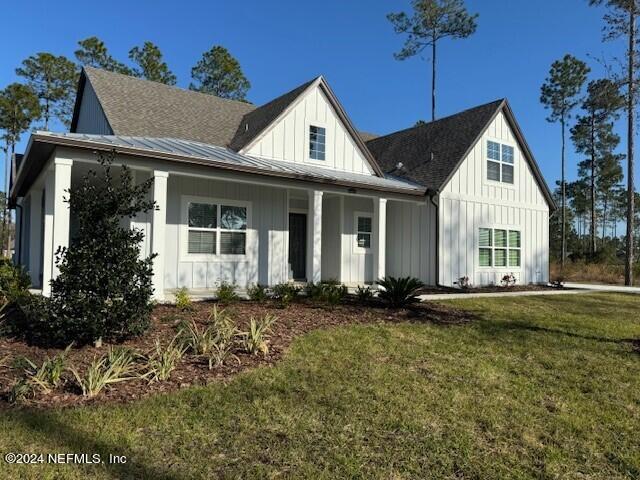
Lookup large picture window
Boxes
[479,228,521,267]
[487,140,514,184]
[186,200,248,256]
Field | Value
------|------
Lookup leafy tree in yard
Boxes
[571,79,624,255]
[540,54,590,269]
[189,45,251,100]
[20,151,157,346]
[75,36,132,75]
[15,52,79,129]
[128,41,177,85]
[589,0,640,285]
[0,83,41,255]
[388,0,478,121]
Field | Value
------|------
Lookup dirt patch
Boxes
[0,299,475,410]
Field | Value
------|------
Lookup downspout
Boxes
[14,203,23,265]
[427,188,442,287]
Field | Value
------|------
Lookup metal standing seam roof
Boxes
[34,132,426,194]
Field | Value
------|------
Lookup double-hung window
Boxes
[309,125,326,160]
[478,228,521,267]
[187,201,248,256]
[355,214,372,251]
[487,140,514,184]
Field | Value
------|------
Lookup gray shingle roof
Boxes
[228,77,318,151]
[75,67,256,147]
[366,99,505,192]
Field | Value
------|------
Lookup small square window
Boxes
[220,231,246,255]
[509,249,521,267]
[502,145,514,164]
[494,249,507,267]
[479,228,493,247]
[502,164,514,184]
[189,203,216,228]
[358,216,372,233]
[487,161,501,181]
[220,206,247,230]
[494,229,507,248]
[509,231,521,248]
[188,231,216,254]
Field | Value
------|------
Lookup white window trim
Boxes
[180,195,252,263]
[477,226,522,270]
[305,120,329,165]
[483,138,517,189]
[353,211,373,255]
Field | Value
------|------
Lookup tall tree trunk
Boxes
[44,98,49,131]
[431,37,437,122]
[561,118,566,269]
[602,197,608,242]
[626,7,636,286]
[590,117,597,255]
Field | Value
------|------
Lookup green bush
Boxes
[174,287,193,311]
[0,258,30,305]
[306,281,347,305]
[216,281,239,304]
[355,285,373,303]
[377,276,425,308]
[246,283,268,302]
[16,151,156,347]
[272,283,301,307]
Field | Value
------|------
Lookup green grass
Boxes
[1,293,639,479]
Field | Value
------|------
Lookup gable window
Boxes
[187,200,248,256]
[309,125,326,160]
[355,214,372,251]
[487,140,514,184]
[478,228,521,267]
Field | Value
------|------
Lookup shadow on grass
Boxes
[6,408,186,480]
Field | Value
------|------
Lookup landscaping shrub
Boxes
[216,281,239,303]
[240,314,276,355]
[377,276,424,308]
[0,258,30,305]
[177,318,217,356]
[272,283,301,307]
[16,151,157,346]
[174,287,193,311]
[70,350,138,397]
[247,283,268,302]
[355,285,373,303]
[21,345,71,394]
[306,281,347,305]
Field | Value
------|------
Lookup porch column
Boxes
[28,189,43,287]
[41,158,73,296]
[151,171,168,301]
[307,190,323,283]
[373,197,387,283]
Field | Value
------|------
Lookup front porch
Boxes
[14,148,410,302]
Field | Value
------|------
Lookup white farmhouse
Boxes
[10,67,555,299]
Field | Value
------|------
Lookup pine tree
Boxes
[540,55,590,269]
[75,37,132,75]
[128,41,177,85]
[189,46,251,100]
[388,0,478,121]
[571,79,624,256]
[16,52,79,129]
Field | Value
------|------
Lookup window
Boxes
[309,125,326,160]
[478,228,521,267]
[187,201,248,256]
[356,215,372,251]
[487,140,514,184]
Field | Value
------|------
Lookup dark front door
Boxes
[288,213,307,281]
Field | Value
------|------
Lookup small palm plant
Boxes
[377,276,425,308]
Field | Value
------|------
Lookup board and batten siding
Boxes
[385,200,437,285]
[73,81,112,135]
[321,195,342,281]
[163,175,288,290]
[244,85,375,176]
[439,110,550,286]
[340,196,374,284]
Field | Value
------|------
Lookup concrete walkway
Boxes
[418,282,640,301]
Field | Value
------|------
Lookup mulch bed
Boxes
[418,284,562,295]
[0,299,475,410]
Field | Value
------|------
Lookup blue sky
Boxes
[1,0,632,193]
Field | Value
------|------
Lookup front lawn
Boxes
[1,293,639,479]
